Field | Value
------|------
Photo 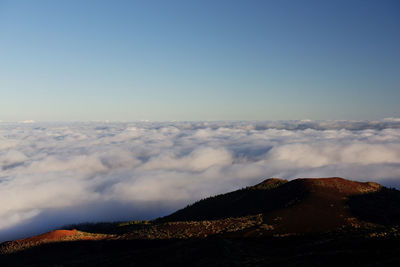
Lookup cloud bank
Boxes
[1,120,400,241]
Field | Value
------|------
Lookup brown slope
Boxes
[157,178,290,222]
[160,177,386,233]
[262,177,383,233]
[1,177,397,256]
[0,230,111,254]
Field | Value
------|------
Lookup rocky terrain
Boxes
[1,177,400,266]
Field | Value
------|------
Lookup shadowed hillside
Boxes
[157,178,290,222]
[2,177,400,266]
[159,177,386,233]
[349,187,400,225]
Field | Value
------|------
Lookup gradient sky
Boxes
[0,0,399,121]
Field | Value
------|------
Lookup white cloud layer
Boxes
[1,120,400,241]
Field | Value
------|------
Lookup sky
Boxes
[0,0,399,121]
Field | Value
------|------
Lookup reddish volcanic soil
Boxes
[263,178,382,233]
[296,177,381,195]
[21,229,80,243]
[1,229,112,254]
[2,177,396,257]
[1,177,400,267]
[19,229,111,243]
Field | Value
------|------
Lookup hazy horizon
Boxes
[2,118,400,123]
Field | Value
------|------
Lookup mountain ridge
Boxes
[159,177,384,226]
[2,177,400,266]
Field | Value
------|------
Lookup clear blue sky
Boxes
[0,0,399,121]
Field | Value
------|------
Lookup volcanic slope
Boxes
[2,177,400,266]
[3,177,400,247]
[159,177,400,233]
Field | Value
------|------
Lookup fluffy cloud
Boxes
[140,147,233,172]
[0,120,400,241]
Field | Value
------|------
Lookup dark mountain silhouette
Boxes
[157,178,290,222]
[349,186,400,225]
[159,177,390,233]
[2,177,400,266]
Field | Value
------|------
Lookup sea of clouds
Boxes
[1,119,400,241]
